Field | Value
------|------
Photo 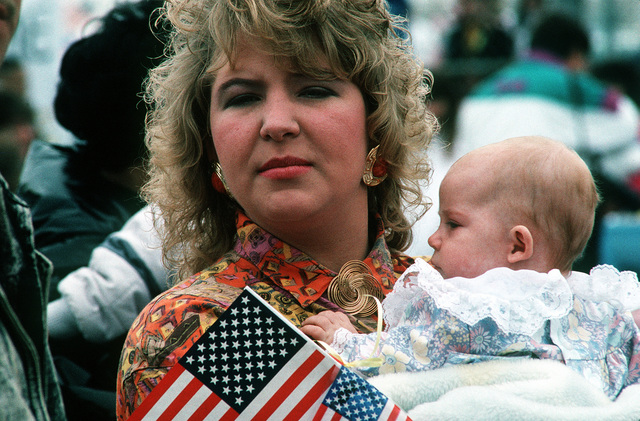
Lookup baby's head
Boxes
[428,136,599,278]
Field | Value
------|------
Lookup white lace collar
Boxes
[385,260,640,337]
[383,259,573,336]
[567,264,640,312]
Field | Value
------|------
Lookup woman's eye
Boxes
[299,86,336,99]
[224,93,260,108]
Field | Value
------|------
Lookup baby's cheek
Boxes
[450,259,487,279]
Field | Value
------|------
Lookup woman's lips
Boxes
[259,156,312,179]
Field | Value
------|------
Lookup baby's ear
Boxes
[507,225,534,263]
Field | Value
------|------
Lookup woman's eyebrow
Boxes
[215,78,262,95]
[214,73,341,97]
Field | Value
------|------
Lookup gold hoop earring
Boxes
[362,145,388,187]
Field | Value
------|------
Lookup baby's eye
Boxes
[299,86,336,99]
[224,93,260,108]
[446,221,460,229]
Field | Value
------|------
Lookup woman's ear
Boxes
[507,225,534,264]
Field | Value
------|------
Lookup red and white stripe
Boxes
[129,343,341,421]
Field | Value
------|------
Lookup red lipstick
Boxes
[259,156,312,180]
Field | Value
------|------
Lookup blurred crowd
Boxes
[1,0,640,420]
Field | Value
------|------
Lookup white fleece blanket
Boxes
[368,358,640,421]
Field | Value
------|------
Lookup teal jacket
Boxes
[453,52,640,188]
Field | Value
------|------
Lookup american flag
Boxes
[129,287,411,421]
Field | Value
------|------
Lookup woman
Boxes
[117,0,437,418]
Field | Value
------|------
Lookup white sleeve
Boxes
[594,96,640,183]
[454,95,640,185]
[54,205,169,342]
[47,298,80,339]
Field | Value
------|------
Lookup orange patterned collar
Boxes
[211,212,410,307]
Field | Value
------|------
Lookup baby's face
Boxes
[427,166,512,279]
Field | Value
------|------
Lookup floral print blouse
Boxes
[116,212,414,420]
[333,259,640,400]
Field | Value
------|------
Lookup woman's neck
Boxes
[261,210,370,273]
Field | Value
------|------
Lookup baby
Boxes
[301,136,640,399]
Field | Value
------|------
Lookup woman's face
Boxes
[209,39,369,232]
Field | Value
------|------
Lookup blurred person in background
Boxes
[0,56,27,96]
[438,0,515,111]
[17,0,167,298]
[592,57,640,109]
[444,0,514,62]
[46,203,170,421]
[0,56,37,192]
[589,57,640,210]
[0,1,20,60]
[452,13,640,271]
[47,204,169,350]
[0,89,35,191]
[16,1,168,419]
[0,0,67,418]
[513,0,546,57]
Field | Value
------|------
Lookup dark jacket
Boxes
[17,139,145,300]
[0,173,66,420]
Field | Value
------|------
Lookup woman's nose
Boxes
[259,94,300,141]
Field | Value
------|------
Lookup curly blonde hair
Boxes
[143,0,437,279]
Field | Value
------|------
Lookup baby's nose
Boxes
[427,231,440,250]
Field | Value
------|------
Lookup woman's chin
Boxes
[244,195,313,222]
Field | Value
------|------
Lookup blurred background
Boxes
[6,0,640,147]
